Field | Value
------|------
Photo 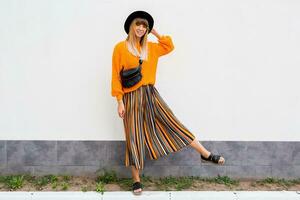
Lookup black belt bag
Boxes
[120,57,143,88]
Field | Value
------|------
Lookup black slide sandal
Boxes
[132,181,143,195]
[201,152,225,164]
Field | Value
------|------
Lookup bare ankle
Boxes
[203,151,211,158]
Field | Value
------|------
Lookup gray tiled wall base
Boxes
[0,141,299,179]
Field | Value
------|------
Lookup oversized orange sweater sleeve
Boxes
[154,35,175,57]
[111,43,124,101]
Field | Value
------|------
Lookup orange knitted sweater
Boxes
[111,35,174,101]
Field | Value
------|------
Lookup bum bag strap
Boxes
[121,57,143,71]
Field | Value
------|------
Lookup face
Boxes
[133,19,148,38]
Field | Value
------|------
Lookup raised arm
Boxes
[151,28,175,57]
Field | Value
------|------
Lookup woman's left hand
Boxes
[150,28,156,34]
[150,28,160,38]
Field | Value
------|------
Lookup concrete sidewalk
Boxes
[0,191,299,199]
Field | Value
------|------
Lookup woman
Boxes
[111,10,225,195]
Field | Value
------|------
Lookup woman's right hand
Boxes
[118,100,125,119]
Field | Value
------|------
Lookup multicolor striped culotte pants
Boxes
[122,84,196,170]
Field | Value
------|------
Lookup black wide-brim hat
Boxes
[124,10,154,34]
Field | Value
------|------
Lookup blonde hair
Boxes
[125,18,149,61]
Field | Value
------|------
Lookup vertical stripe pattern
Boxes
[122,84,196,170]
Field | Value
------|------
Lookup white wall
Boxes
[0,0,299,141]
